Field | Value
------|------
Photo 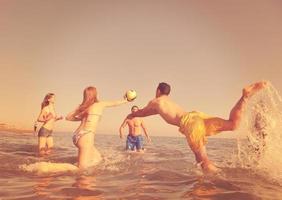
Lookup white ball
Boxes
[126,90,137,101]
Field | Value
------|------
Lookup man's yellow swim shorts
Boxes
[179,111,219,149]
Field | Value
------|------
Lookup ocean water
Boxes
[0,131,281,200]
[1,84,282,200]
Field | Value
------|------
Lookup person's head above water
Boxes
[156,82,171,97]
[41,93,55,109]
[131,105,139,113]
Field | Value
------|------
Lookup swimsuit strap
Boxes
[86,113,102,122]
[88,113,102,117]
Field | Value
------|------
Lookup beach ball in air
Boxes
[126,90,137,101]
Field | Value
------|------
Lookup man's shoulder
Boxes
[150,97,163,104]
[147,98,166,110]
[153,96,170,104]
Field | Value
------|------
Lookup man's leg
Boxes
[136,136,144,152]
[205,81,267,135]
[185,136,219,173]
[126,135,135,151]
[187,81,267,172]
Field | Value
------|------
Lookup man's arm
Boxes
[119,118,128,139]
[131,101,158,118]
[141,120,151,142]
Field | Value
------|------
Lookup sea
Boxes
[1,84,282,200]
[0,131,281,200]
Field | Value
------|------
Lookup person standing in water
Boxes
[37,93,63,156]
[66,86,132,169]
[119,105,151,152]
[127,81,267,173]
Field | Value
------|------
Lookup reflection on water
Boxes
[0,132,282,200]
[34,176,53,197]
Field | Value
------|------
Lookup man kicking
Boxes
[120,106,151,152]
[127,81,267,173]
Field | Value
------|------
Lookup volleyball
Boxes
[125,90,137,101]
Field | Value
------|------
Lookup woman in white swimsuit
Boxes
[66,86,130,169]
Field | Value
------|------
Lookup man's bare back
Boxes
[148,96,186,127]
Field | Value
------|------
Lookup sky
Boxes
[0,0,282,137]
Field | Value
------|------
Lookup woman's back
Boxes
[82,102,105,132]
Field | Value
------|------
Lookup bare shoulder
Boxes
[145,98,163,112]
[94,101,103,105]
[153,96,169,106]
[148,98,160,106]
[90,101,104,107]
[87,102,103,112]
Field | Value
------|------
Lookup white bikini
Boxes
[72,113,101,146]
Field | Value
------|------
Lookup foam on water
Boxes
[99,147,128,172]
[19,161,79,175]
[236,83,282,184]
[18,149,102,175]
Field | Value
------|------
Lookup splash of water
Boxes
[236,83,282,184]
[19,161,78,175]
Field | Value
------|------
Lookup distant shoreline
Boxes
[0,128,33,134]
[0,123,33,134]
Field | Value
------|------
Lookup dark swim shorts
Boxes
[126,134,143,151]
[38,127,53,137]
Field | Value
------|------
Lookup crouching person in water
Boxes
[119,106,151,152]
[66,86,131,169]
[37,93,63,156]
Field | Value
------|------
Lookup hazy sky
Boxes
[0,0,282,137]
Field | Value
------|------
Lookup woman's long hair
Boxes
[74,86,98,117]
[41,93,55,109]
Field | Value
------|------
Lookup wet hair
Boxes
[157,82,171,95]
[74,86,99,117]
[41,93,55,109]
[131,105,139,111]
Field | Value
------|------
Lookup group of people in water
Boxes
[35,81,267,173]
